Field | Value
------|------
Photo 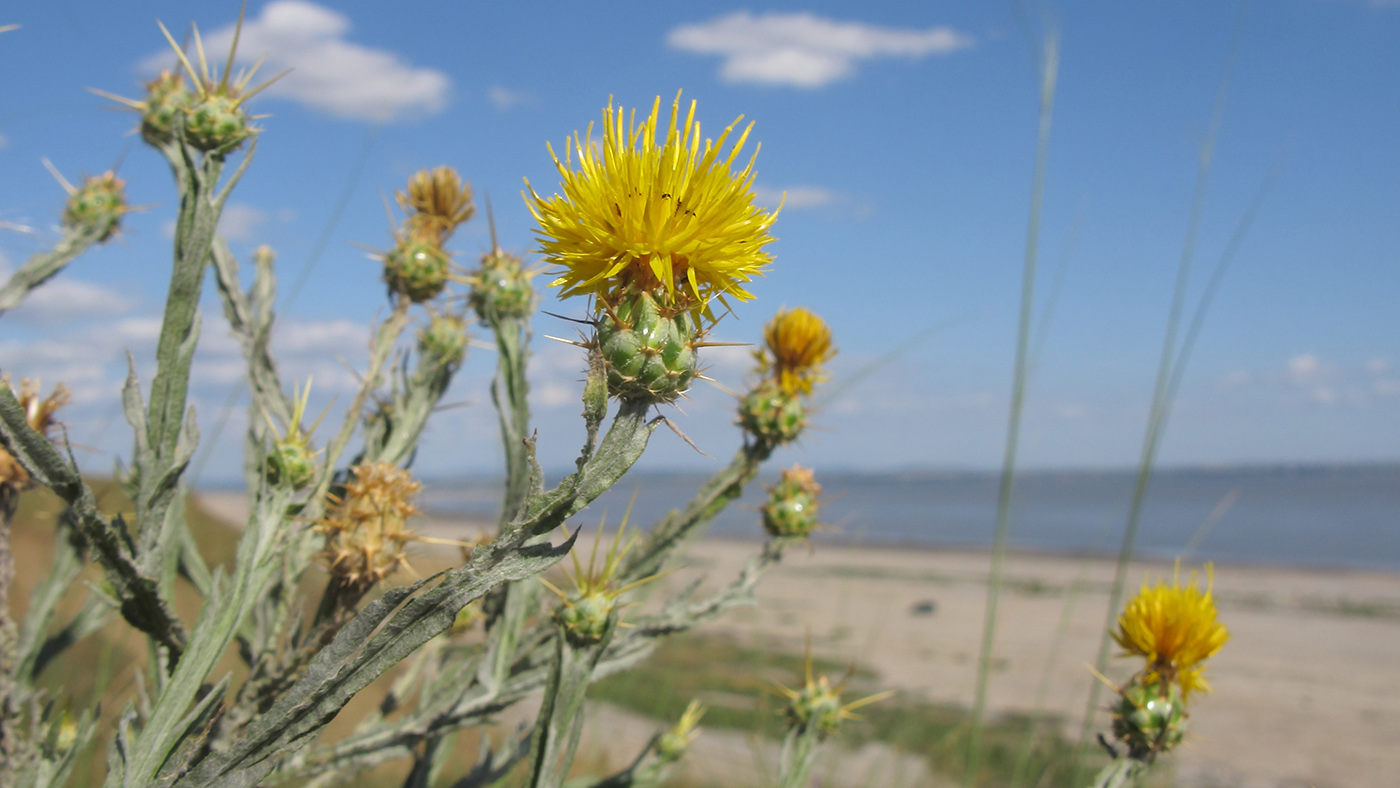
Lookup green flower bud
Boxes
[418,312,469,367]
[739,381,806,445]
[1112,678,1187,759]
[384,237,451,303]
[785,676,844,737]
[762,465,822,539]
[62,172,127,243]
[265,438,317,491]
[468,249,534,321]
[140,70,191,147]
[554,590,616,646]
[597,289,700,404]
[655,700,705,762]
[185,92,251,152]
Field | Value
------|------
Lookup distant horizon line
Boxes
[193,458,1400,490]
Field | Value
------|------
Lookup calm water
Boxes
[418,464,1400,572]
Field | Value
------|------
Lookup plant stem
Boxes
[965,31,1058,787]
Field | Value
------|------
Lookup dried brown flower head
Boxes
[317,462,422,591]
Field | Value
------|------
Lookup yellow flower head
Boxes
[525,92,778,323]
[1113,563,1229,696]
[756,307,836,396]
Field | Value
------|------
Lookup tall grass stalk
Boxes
[964,30,1059,787]
[1070,7,1248,781]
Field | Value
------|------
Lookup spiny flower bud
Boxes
[317,462,422,591]
[738,380,806,446]
[762,465,822,539]
[138,70,191,147]
[772,649,890,740]
[554,590,615,646]
[467,249,535,322]
[596,290,701,404]
[417,311,469,367]
[1111,678,1187,760]
[541,510,655,647]
[397,166,474,244]
[0,377,70,489]
[384,234,451,303]
[262,380,325,491]
[62,171,128,243]
[185,91,250,153]
[266,440,317,491]
[655,700,706,763]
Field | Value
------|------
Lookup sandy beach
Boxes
[199,492,1400,788]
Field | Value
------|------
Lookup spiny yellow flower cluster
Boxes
[756,307,837,396]
[525,92,777,323]
[1114,564,1230,696]
[0,378,70,489]
[317,462,422,591]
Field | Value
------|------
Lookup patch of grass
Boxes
[590,633,1102,787]
[1300,595,1400,619]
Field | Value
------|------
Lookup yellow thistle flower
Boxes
[524,92,778,322]
[317,462,422,591]
[756,307,836,396]
[0,377,70,488]
[1113,563,1230,696]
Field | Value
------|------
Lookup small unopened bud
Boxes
[739,381,806,446]
[467,249,534,322]
[384,235,451,303]
[139,70,191,146]
[62,172,127,243]
[554,590,616,646]
[655,700,706,762]
[784,675,844,737]
[1112,678,1187,760]
[185,92,250,152]
[418,312,469,367]
[266,439,317,491]
[762,465,822,539]
[262,380,325,491]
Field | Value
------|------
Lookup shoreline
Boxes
[194,491,1400,787]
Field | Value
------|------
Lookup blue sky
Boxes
[1,1,1397,484]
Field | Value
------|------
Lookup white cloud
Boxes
[9,278,138,324]
[143,1,450,122]
[217,203,267,242]
[667,12,974,88]
[752,185,837,211]
[0,132,8,150]
[1287,353,1322,383]
[487,86,534,111]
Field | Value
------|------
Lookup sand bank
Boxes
[197,491,1400,788]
